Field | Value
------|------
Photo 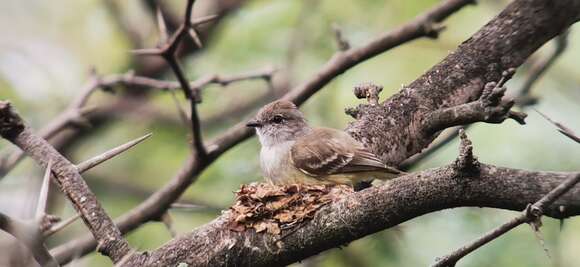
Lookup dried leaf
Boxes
[227,182,353,235]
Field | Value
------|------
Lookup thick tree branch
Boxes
[123,164,580,267]
[0,101,131,262]
[346,0,580,165]
[433,172,580,267]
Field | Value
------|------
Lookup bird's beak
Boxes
[246,119,262,128]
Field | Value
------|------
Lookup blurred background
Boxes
[0,0,579,266]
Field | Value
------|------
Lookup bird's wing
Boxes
[290,128,402,176]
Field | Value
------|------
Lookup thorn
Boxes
[191,14,219,27]
[188,28,203,48]
[43,213,81,237]
[534,109,580,143]
[156,7,169,44]
[529,224,551,260]
[170,203,205,211]
[130,48,163,56]
[36,160,52,221]
[76,133,153,173]
[170,90,191,127]
[161,212,177,237]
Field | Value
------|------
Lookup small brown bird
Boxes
[246,100,403,185]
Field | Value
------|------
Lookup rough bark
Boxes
[346,0,580,165]
[0,102,131,262]
[126,165,580,267]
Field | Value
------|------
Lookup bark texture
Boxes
[127,165,580,267]
[346,0,580,165]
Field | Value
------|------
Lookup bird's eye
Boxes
[271,115,284,124]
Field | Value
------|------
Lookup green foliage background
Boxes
[1,0,579,266]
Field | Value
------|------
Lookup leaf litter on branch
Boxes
[227,183,353,235]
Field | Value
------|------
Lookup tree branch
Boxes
[433,172,580,267]
[0,101,131,262]
[346,0,580,165]
[123,164,580,267]
[421,69,527,135]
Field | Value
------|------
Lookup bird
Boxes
[246,99,403,185]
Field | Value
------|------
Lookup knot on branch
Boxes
[346,82,384,118]
[478,68,526,124]
[453,129,479,174]
[524,203,544,232]
[354,82,383,105]
[39,214,61,233]
[422,22,446,39]
[0,101,25,140]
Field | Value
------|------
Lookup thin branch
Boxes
[75,133,152,173]
[0,66,274,178]
[0,101,131,262]
[432,173,580,267]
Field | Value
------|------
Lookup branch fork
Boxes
[422,68,527,135]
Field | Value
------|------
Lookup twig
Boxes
[75,133,152,173]
[0,66,275,178]
[432,173,580,267]
[0,101,131,262]
[131,0,230,160]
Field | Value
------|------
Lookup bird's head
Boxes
[246,100,311,146]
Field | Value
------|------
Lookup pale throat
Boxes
[259,140,295,182]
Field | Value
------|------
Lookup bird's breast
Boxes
[260,141,297,183]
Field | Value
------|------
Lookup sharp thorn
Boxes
[36,160,52,221]
[188,28,203,48]
[130,48,163,56]
[191,14,219,27]
[161,212,177,237]
[43,213,81,237]
[156,6,169,44]
[76,133,153,173]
